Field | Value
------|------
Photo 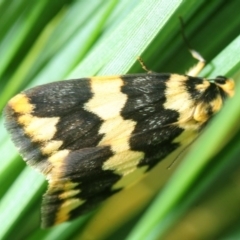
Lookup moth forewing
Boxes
[4,63,234,228]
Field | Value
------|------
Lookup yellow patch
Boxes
[210,96,223,113]
[61,181,79,190]
[195,79,210,92]
[23,116,59,142]
[59,189,81,200]
[98,116,123,134]
[85,77,126,120]
[55,198,85,224]
[9,94,33,114]
[90,76,123,93]
[49,181,79,193]
[48,149,69,165]
[41,140,63,155]
[103,150,144,176]
[48,150,70,180]
[164,74,196,128]
[99,117,136,152]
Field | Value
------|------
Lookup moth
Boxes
[4,47,234,228]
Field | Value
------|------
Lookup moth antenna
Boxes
[167,140,196,170]
[179,17,206,76]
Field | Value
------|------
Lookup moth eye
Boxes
[215,76,227,84]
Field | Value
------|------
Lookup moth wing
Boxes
[4,74,200,227]
[4,79,103,175]
[41,146,122,228]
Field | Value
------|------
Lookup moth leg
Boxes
[186,49,206,77]
[137,56,152,73]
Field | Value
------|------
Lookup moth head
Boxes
[214,76,235,98]
[193,76,235,124]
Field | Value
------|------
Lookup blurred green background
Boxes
[1,0,240,239]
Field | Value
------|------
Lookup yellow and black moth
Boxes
[4,54,234,228]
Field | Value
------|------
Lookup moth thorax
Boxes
[193,96,223,123]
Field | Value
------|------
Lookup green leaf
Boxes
[1,0,240,240]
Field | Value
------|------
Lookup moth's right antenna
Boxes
[179,17,206,76]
